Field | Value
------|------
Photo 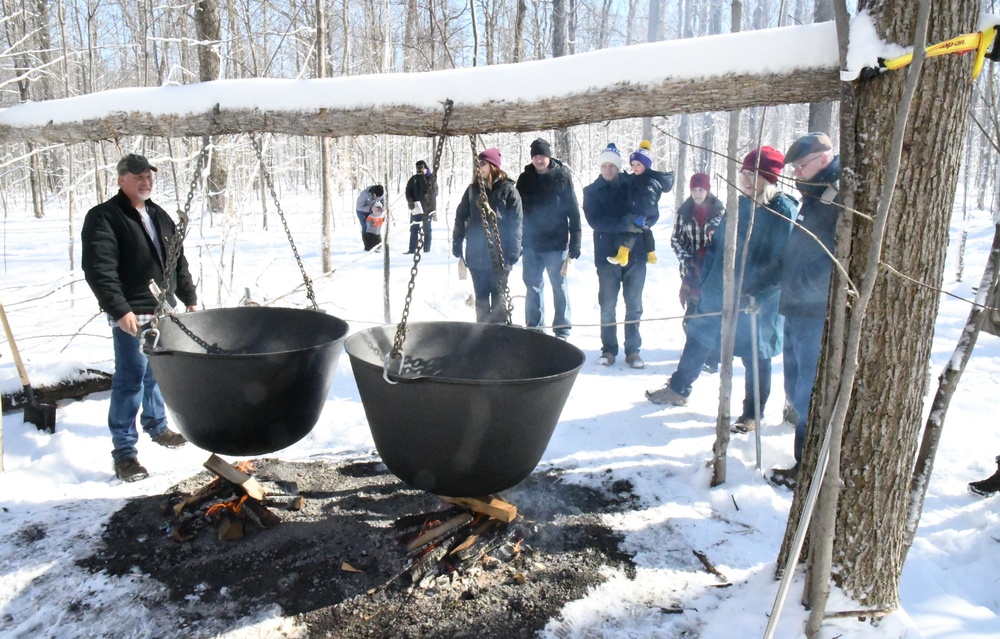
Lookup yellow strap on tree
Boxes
[879,25,997,79]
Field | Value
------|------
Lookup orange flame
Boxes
[205,494,248,518]
[235,460,255,474]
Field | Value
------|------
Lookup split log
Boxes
[242,495,282,528]
[405,512,474,554]
[203,454,266,501]
[173,476,228,517]
[440,496,517,523]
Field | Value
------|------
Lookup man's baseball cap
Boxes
[116,153,157,176]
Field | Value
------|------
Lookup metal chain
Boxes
[153,136,211,329]
[249,133,319,311]
[389,100,453,360]
[468,135,513,324]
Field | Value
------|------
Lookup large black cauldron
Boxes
[145,307,349,455]
[345,322,585,497]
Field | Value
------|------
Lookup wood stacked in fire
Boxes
[394,496,523,588]
[166,454,301,542]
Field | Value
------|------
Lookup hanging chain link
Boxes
[153,136,212,329]
[389,100,453,360]
[468,136,513,324]
[249,133,319,311]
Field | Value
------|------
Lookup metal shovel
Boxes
[0,299,56,433]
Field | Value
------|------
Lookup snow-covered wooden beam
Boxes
[0,22,842,144]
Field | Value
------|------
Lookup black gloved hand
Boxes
[452,244,463,259]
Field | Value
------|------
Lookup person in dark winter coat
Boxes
[672,172,726,372]
[583,143,653,369]
[646,147,796,434]
[81,153,197,482]
[356,184,385,251]
[453,148,523,323]
[405,160,437,253]
[608,141,675,266]
[775,132,841,480]
[515,137,582,339]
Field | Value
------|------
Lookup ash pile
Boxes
[79,456,638,638]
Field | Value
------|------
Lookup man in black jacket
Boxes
[515,138,581,339]
[82,153,198,482]
[405,160,437,253]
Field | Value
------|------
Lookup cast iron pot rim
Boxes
[345,322,586,385]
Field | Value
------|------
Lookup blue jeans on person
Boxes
[668,334,772,419]
[469,267,509,324]
[408,213,432,252]
[783,314,826,463]
[596,259,645,356]
[522,248,570,337]
[109,324,168,462]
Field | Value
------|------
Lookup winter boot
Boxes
[969,455,1000,496]
[731,416,756,434]
[647,251,657,264]
[607,246,630,266]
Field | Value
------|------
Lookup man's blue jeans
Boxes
[109,325,168,462]
[783,314,826,462]
[668,334,772,420]
[522,248,570,337]
[596,259,646,356]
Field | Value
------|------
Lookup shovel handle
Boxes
[0,301,32,387]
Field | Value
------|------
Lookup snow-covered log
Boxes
[0,22,842,144]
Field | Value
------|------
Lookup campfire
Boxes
[83,458,638,639]
[393,495,521,587]
[167,455,526,585]
[167,455,290,542]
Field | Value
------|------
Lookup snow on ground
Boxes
[0,183,998,638]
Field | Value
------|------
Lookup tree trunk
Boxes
[195,0,228,217]
[317,0,334,272]
[711,0,743,488]
[552,0,572,160]
[779,0,979,616]
[906,223,1000,553]
[807,0,835,134]
[641,0,664,142]
[512,0,527,63]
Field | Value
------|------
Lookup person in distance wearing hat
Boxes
[81,153,197,482]
[671,172,726,372]
[515,138,581,340]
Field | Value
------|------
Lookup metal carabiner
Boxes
[141,326,161,354]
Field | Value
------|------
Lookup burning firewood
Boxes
[167,455,284,543]
[439,496,517,523]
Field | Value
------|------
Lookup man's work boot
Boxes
[152,428,187,448]
[114,458,149,482]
